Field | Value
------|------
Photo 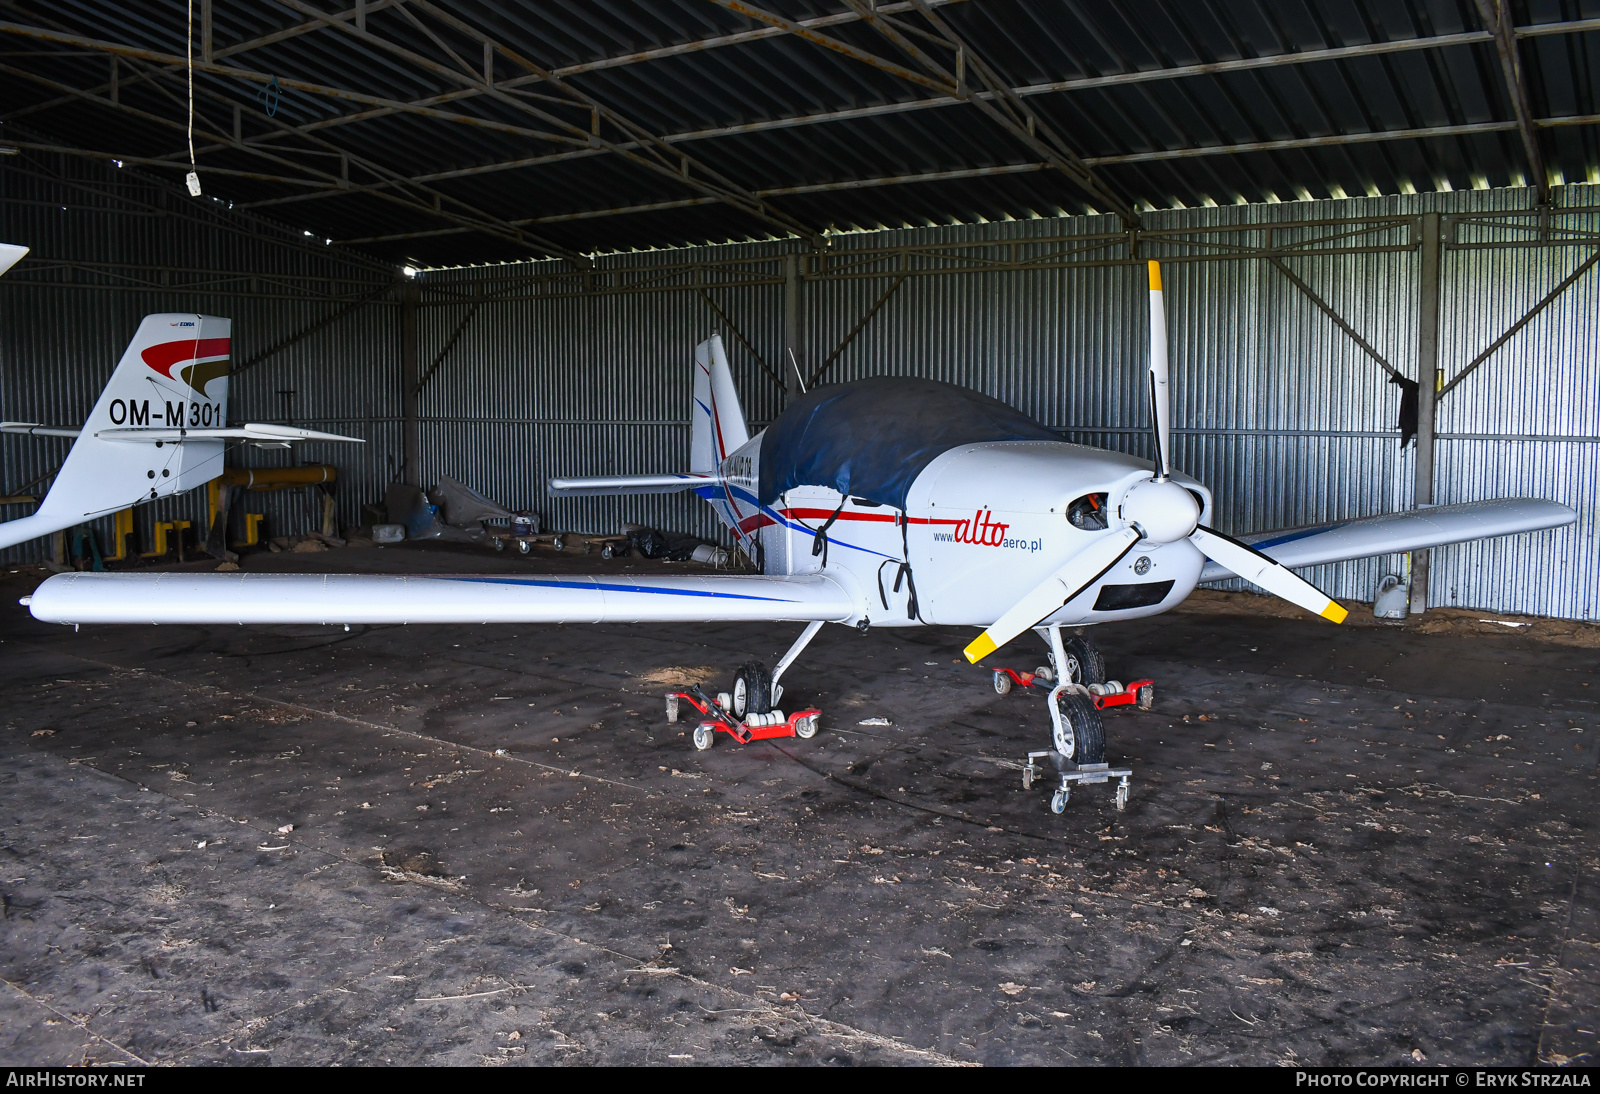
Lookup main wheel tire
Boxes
[731,661,773,717]
[1052,691,1107,764]
[1060,636,1107,686]
[993,671,1012,696]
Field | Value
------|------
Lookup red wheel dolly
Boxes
[665,684,821,751]
[990,668,1155,711]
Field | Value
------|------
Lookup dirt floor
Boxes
[0,540,1595,1066]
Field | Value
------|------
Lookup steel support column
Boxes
[400,277,421,488]
[784,253,805,398]
[1410,212,1442,614]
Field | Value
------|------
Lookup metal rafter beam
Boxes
[0,18,582,146]
[703,0,1138,224]
[0,0,408,124]
[0,57,582,261]
[331,115,1600,246]
[0,13,589,261]
[1475,0,1548,202]
[273,0,823,245]
[228,18,1600,202]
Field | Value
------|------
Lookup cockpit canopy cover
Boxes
[758,377,1060,510]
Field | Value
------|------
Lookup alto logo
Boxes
[142,338,230,398]
[930,507,1044,553]
[941,507,1010,546]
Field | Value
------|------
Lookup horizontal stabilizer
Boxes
[0,243,26,279]
[548,472,717,497]
[26,571,855,626]
[0,422,80,438]
[96,423,364,445]
[1199,498,1577,582]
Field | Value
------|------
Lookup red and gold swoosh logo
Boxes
[142,337,230,397]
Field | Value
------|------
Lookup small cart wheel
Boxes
[1050,789,1068,814]
[494,537,505,552]
[992,671,1012,696]
[516,539,531,556]
[601,543,614,560]
[552,535,565,552]
[1136,684,1155,711]
[795,714,818,739]
[1116,782,1129,811]
[692,725,714,751]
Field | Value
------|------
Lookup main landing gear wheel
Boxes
[1053,691,1106,765]
[1060,636,1106,686]
[731,661,773,717]
[692,724,714,751]
[992,671,1012,696]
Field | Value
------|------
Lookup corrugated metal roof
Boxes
[3,0,1599,266]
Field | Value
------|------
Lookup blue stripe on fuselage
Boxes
[697,481,895,560]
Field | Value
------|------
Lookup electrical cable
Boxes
[185,0,201,196]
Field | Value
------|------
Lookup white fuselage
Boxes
[704,435,1213,630]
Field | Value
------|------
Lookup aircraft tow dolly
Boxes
[990,655,1150,813]
[990,667,1155,711]
[665,684,820,751]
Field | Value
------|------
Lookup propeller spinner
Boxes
[962,261,1346,665]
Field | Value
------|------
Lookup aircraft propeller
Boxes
[963,260,1346,664]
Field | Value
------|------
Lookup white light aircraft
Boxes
[0,242,362,553]
[22,260,1575,765]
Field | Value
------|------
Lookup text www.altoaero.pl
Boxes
[931,509,1041,552]
[6,1075,146,1087]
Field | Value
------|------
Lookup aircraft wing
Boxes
[24,571,854,626]
[0,422,81,438]
[548,472,718,497]
[1198,498,1576,582]
[95,423,364,444]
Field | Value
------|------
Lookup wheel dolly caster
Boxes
[1025,751,1133,813]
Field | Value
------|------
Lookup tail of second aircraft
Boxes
[0,314,232,550]
[690,334,750,474]
[0,312,361,552]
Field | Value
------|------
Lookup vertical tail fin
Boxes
[0,313,231,550]
[690,334,749,474]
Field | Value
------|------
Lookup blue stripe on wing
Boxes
[451,576,798,602]
[1249,523,1347,551]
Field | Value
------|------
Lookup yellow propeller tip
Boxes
[963,634,998,663]
[1147,260,1162,291]
[1320,601,1349,624]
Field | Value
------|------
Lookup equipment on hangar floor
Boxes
[24,261,1579,812]
[665,682,820,751]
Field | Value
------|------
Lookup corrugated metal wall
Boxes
[1,153,401,563]
[416,187,1598,621]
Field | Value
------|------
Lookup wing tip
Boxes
[1320,601,1349,624]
